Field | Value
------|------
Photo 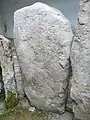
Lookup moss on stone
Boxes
[65,106,73,113]
[5,91,18,110]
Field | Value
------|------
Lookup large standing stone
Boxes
[70,0,90,120]
[14,2,73,113]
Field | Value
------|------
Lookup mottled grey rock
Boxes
[17,97,30,109]
[48,112,73,120]
[11,43,24,98]
[0,35,16,94]
[70,0,90,120]
[60,112,73,120]
[0,35,27,109]
[0,101,4,113]
[14,2,73,113]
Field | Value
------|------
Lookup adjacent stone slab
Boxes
[70,0,90,120]
[0,35,29,110]
[0,101,4,113]
[0,35,16,94]
[14,2,73,113]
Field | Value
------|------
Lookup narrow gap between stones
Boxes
[65,57,73,112]
[0,65,5,101]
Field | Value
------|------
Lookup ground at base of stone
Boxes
[0,107,73,120]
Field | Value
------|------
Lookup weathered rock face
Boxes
[0,35,24,98]
[48,112,73,120]
[0,35,16,94]
[70,0,90,120]
[0,35,31,111]
[14,2,73,113]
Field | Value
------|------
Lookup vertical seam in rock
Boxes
[11,43,18,96]
[65,57,72,112]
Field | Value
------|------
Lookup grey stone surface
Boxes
[48,112,73,120]
[11,42,24,98]
[0,35,27,110]
[14,2,73,114]
[0,101,4,113]
[0,35,16,94]
[70,0,90,120]
[0,0,79,38]
[17,97,30,109]
[60,112,73,120]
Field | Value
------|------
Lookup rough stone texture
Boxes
[14,2,73,114]
[48,112,73,120]
[0,35,31,111]
[0,35,16,94]
[65,25,76,112]
[11,42,24,98]
[0,101,4,113]
[70,0,90,120]
[17,97,30,109]
[60,112,73,120]
[0,35,26,104]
